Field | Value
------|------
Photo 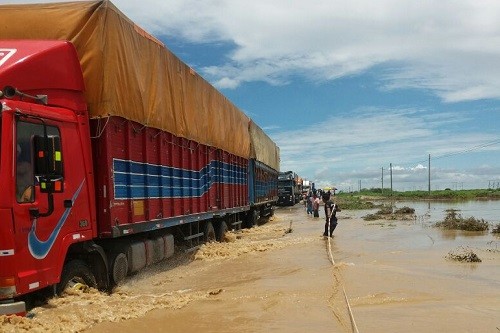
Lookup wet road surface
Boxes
[2,203,499,332]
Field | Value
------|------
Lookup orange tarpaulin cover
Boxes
[249,120,280,171]
[0,0,251,158]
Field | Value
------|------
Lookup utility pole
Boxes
[428,154,431,195]
[381,167,384,194]
[390,163,393,195]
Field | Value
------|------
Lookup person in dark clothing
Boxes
[322,191,340,237]
[306,192,313,215]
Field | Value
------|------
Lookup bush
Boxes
[362,205,416,221]
[334,196,379,210]
[446,247,482,262]
[376,206,393,215]
[363,214,380,221]
[435,210,489,231]
[394,206,415,214]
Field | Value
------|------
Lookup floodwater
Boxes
[393,199,500,222]
[1,201,499,333]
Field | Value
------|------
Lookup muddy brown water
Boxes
[1,203,499,332]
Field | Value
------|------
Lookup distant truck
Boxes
[277,171,302,206]
[302,180,311,194]
[302,180,316,196]
[0,1,279,316]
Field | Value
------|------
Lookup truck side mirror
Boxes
[33,135,64,193]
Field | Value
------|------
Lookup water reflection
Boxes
[438,229,490,241]
[439,230,458,241]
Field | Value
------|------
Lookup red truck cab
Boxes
[0,40,103,315]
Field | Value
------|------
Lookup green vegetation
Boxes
[333,195,382,210]
[337,188,500,200]
[434,209,489,231]
[363,214,380,221]
[362,205,415,221]
[394,206,415,214]
[377,206,393,215]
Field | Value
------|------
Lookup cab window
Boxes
[16,121,60,203]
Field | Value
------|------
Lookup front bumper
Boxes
[0,300,26,316]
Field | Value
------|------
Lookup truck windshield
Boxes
[278,187,292,195]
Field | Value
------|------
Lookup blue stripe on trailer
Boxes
[113,158,247,200]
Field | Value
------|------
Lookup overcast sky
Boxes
[7,0,500,191]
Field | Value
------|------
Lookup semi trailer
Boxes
[0,1,279,316]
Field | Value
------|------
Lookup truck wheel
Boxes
[57,260,97,295]
[204,221,216,243]
[245,210,258,228]
[110,252,128,286]
[216,221,228,242]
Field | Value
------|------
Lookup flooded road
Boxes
[2,202,499,332]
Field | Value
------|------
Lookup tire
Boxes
[110,252,128,286]
[269,207,275,217]
[57,260,97,295]
[204,221,216,243]
[244,210,258,228]
[215,221,229,242]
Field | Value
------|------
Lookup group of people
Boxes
[305,192,320,217]
[303,190,340,237]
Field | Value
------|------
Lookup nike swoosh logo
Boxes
[28,180,85,259]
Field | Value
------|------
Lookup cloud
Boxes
[411,164,427,171]
[105,0,500,102]
[272,107,437,169]
[19,0,500,101]
[269,106,500,189]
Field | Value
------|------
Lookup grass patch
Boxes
[363,214,380,221]
[434,209,489,231]
[394,206,415,214]
[376,206,393,215]
[362,205,415,221]
[333,195,382,210]
[338,188,500,200]
[446,246,482,262]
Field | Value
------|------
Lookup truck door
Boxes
[12,119,62,294]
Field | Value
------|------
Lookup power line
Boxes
[379,139,500,191]
[399,138,500,167]
[433,138,500,161]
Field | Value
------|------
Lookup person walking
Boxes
[322,191,340,237]
[306,192,313,215]
[312,193,320,217]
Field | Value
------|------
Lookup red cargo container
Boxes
[91,117,249,238]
